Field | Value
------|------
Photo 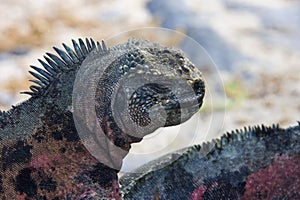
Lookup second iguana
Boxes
[121,123,300,199]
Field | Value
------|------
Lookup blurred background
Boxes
[0,0,299,172]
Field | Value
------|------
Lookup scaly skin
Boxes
[0,38,205,199]
[120,123,300,199]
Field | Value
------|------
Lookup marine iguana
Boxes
[120,123,300,199]
[0,38,205,199]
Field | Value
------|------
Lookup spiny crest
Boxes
[21,38,109,96]
[192,124,282,155]
[214,124,281,150]
[150,124,283,174]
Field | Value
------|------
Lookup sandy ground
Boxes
[0,0,299,172]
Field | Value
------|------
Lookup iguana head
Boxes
[111,46,205,136]
[81,40,206,150]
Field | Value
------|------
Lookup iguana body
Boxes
[120,123,300,199]
[0,38,205,199]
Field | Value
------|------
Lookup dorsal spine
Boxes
[21,38,108,97]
